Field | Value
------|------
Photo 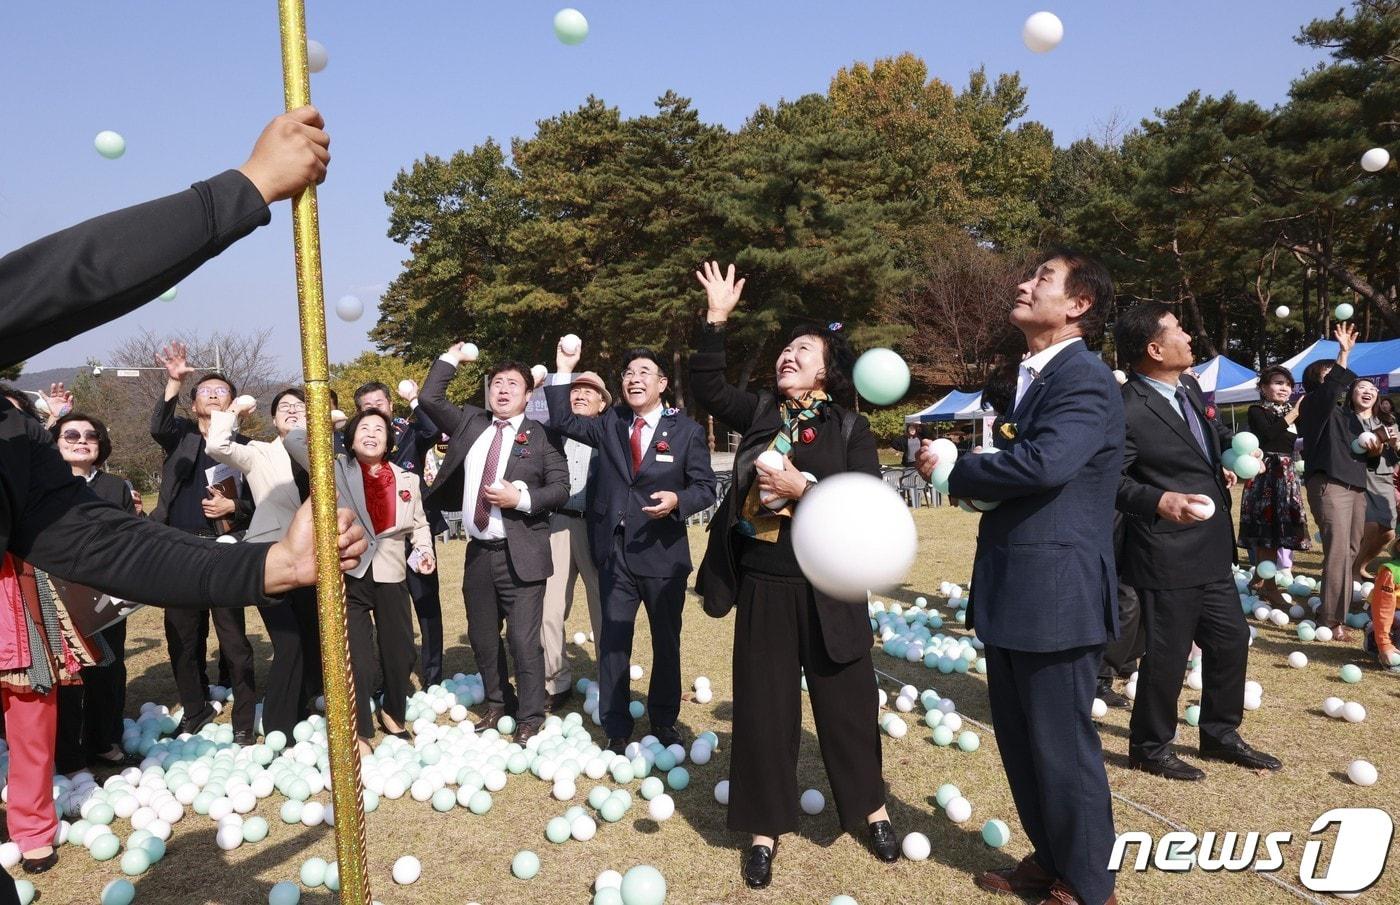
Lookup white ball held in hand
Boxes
[560,333,581,355]
[1185,496,1215,520]
[234,395,257,410]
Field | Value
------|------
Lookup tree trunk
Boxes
[1285,242,1400,335]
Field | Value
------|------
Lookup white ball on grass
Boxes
[800,789,825,815]
[392,855,422,885]
[901,831,931,861]
[1347,759,1378,786]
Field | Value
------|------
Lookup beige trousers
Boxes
[541,513,602,694]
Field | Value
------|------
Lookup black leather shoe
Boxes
[1200,738,1282,772]
[1129,752,1205,781]
[1095,681,1130,709]
[868,820,899,863]
[742,842,775,889]
[544,690,573,713]
[653,725,684,749]
[178,704,216,736]
[474,707,508,734]
[515,721,542,744]
[233,729,258,747]
[606,736,630,755]
[21,850,58,874]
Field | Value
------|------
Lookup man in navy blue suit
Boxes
[918,251,1122,905]
[546,340,717,753]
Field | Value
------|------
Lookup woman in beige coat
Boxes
[286,409,433,752]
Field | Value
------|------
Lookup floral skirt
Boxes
[1238,454,1312,551]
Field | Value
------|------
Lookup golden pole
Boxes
[275,4,372,903]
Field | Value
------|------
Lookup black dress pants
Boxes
[598,530,687,739]
[257,586,321,737]
[464,539,546,727]
[985,643,1116,905]
[55,619,128,769]
[406,536,443,688]
[727,571,884,836]
[1130,578,1249,760]
[1099,578,1144,681]
[165,605,255,732]
[345,564,414,739]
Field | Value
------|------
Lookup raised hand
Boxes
[556,338,582,374]
[156,341,194,381]
[41,382,73,418]
[1335,321,1358,353]
[695,261,745,323]
[231,394,258,417]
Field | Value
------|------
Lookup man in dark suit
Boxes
[918,251,1121,905]
[547,341,717,753]
[355,379,448,688]
[148,344,258,742]
[419,350,569,743]
[1115,302,1282,781]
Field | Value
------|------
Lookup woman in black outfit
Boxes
[690,262,897,890]
[1238,366,1311,607]
[50,412,135,768]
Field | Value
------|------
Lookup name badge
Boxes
[655,454,675,463]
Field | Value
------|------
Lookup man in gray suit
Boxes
[419,347,570,742]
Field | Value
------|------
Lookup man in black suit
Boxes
[917,251,1121,905]
[355,379,448,688]
[149,343,258,742]
[419,350,569,743]
[547,341,717,753]
[1115,303,1282,780]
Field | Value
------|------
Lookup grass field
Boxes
[18,502,1398,905]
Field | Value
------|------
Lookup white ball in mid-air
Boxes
[1275,306,1290,319]
[306,40,329,73]
[335,295,363,322]
[1361,147,1390,173]
[1022,11,1064,53]
[792,473,917,601]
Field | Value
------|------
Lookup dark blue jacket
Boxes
[544,380,716,578]
[948,339,1124,653]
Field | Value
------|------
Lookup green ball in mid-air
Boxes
[852,348,911,406]
[94,130,126,159]
[553,8,589,44]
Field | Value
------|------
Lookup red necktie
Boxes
[630,416,645,474]
[474,420,509,531]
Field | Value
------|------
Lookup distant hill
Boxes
[9,366,87,391]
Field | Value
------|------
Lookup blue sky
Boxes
[4,1,1331,375]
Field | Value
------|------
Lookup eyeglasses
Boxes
[60,430,99,443]
[276,403,306,414]
[196,386,231,398]
[622,369,659,381]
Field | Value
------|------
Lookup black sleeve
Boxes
[688,322,760,435]
[12,423,275,607]
[0,170,271,370]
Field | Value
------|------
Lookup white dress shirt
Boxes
[1014,337,1081,410]
[461,412,532,541]
[563,438,596,511]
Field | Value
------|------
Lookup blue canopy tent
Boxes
[904,389,986,423]
[1194,355,1259,403]
[1214,338,1400,403]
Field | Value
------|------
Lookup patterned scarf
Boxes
[1263,401,1293,417]
[739,391,828,543]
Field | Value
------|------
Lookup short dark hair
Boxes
[52,412,113,467]
[190,372,236,402]
[1302,359,1337,392]
[1113,301,1173,370]
[1257,365,1295,389]
[786,324,855,399]
[621,348,667,380]
[353,381,393,410]
[342,409,395,461]
[0,383,39,421]
[486,361,534,392]
[1377,396,1397,427]
[1046,247,1114,343]
[270,387,305,416]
